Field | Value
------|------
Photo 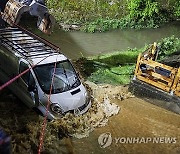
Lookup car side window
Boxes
[29,71,35,87]
[19,61,30,85]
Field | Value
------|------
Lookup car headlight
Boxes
[50,103,63,115]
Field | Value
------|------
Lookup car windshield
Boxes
[34,60,81,94]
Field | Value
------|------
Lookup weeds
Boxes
[76,48,143,85]
[46,0,179,32]
[83,0,174,32]
[158,36,180,60]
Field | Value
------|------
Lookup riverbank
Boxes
[46,0,180,32]
[74,36,180,85]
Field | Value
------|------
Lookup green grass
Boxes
[76,48,143,85]
[88,65,135,85]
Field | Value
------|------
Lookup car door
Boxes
[18,59,38,108]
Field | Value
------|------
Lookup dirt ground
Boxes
[0,82,180,154]
[71,98,180,154]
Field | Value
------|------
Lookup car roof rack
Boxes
[0,26,61,62]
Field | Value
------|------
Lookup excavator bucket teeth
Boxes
[2,0,30,26]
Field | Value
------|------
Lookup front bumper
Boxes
[38,100,92,120]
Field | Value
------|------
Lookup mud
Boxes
[72,97,180,154]
[0,82,180,154]
[50,81,133,139]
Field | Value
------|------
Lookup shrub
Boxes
[158,36,180,60]
[46,0,179,32]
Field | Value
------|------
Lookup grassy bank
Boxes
[75,48,142,85]
[75,36,180,85]
[46,0,180,32]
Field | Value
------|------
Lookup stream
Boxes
[31,21,180,59]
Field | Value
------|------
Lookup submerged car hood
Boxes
[49,84,87,112]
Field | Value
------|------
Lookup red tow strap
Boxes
[38,58,57,154]
[0,56,50,91]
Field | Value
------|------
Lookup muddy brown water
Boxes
[31,21,180,59]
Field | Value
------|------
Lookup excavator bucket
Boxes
[37,12,55,35]
[28,0,55,34]
[2,0,30,25]
[129,43,180,114]
[1,0,55,34]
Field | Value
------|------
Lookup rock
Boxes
[59,23,81,31]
